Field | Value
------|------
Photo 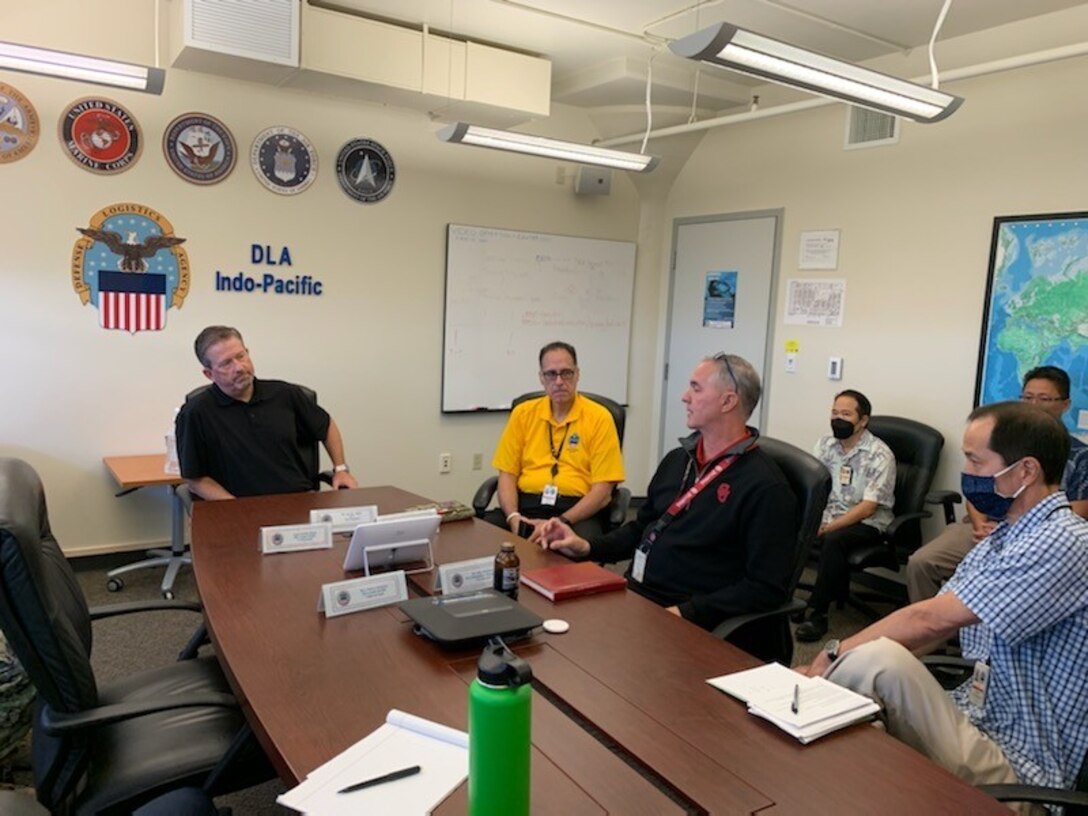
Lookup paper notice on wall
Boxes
[703,271,738,328]
[798,230,840,270]
[784,279,846,327]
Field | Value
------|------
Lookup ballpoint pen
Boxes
[337,765,421,794]
[791,683,800,715]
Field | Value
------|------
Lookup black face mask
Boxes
[830,418,855,440]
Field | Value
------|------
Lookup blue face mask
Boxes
[960,459,1025,520]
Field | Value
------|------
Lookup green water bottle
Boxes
[468,642,532,816]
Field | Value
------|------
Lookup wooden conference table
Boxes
[191,486,1008,815]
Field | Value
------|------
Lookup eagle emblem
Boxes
[71,204,190,333]
[59,97,142,175]
[163,112,236,185]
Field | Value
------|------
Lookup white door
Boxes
[660,211,781,454]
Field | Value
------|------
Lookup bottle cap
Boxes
[500,542,515,552]
[476,643,533,688]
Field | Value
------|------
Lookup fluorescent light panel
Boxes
[669,23,961,123]
[0,41,165,94]
[437,122,659,172]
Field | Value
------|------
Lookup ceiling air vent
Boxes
[186,0,299,66]
[844,106,899,150]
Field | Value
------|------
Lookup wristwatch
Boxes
[333,464,350,473]
[824,638,841,662]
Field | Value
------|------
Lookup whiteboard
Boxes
[443,224,636,412]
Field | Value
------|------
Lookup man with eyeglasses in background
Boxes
[906,365,1088,602]
[535,354,798,655]
[486,341,625,540]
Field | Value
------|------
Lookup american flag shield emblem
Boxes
[98,270,166,332]
[71,203,190,335]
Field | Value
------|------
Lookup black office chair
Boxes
[712,437,831,665]
[844,415,947,615]
[0,457,273,814]
[472,390,631,530]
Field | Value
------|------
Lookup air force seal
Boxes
[335,138,395,203]
[59,97,142,174]
[71,203,190,334]
[163,112,236,185]
[0,81,40,164]
[251,126,316,195]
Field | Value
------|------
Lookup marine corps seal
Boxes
[58,97,142,174]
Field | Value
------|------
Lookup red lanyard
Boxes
[666,451,742,517]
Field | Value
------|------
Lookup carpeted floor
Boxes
[0,551,884,814]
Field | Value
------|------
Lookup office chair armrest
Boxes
[884,510,931,541]
[712,598,805,640]
[473,476,499,518]
[41,692,238,734]
[318,469,334,487]
[608,486,631,528]
[921,654,972,670]
[926,490,962,525]
[977,784,1088,808]
[88,599,203,620]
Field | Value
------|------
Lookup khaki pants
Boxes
[905,518,975,603]
[827,638,1044,816]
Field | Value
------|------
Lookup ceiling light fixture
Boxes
[0,41,165,94]
[669,23,962,123]
[437,122,659,172]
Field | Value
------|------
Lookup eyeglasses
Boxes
[541,368,577,382]
[1019,393,1065,404]
[713,352,739,390]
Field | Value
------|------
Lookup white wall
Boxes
[0,2,642,555]
[660,39,1088,537]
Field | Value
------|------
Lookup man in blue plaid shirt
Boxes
[800,401,1088,812]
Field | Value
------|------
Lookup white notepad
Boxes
[707,662,880,744]
[277,709,468,815]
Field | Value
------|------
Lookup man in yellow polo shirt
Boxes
[488,341,625,540]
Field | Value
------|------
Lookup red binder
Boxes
[519,562,627,602]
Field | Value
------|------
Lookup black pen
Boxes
[791,683,800,715]
[337,764,421,794]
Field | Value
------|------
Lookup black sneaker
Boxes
[795,614,829,643]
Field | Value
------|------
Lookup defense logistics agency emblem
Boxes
[0,81,40,164]
[251,126,316,195]
[335,138,395,203]
[72,204,190,334]
[163,112,236,185]
[59,97,142,174]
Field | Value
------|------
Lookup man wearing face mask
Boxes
[906,365,1088,602]
[795,389,896,642]
[797,402,1088,811]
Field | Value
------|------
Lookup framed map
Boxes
[975,212,1088,435]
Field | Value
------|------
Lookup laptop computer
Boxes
[399,590,543,648]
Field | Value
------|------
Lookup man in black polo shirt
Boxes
[176,326,358,500]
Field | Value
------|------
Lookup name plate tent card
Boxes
[261,522,333,554]
[318,571,408,618]
[310,505,378,533]
[435,557,494,594]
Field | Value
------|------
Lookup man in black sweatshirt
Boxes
[537,354,797,651]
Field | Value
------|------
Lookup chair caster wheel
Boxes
[163,590,175,600]
[107,577,123,592]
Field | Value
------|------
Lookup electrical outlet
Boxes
[439,452,451,474]
[472,453,483,470]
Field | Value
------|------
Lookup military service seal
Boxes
[251,126,317,195]
[335,138,395,203]
[163,112,236,185]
